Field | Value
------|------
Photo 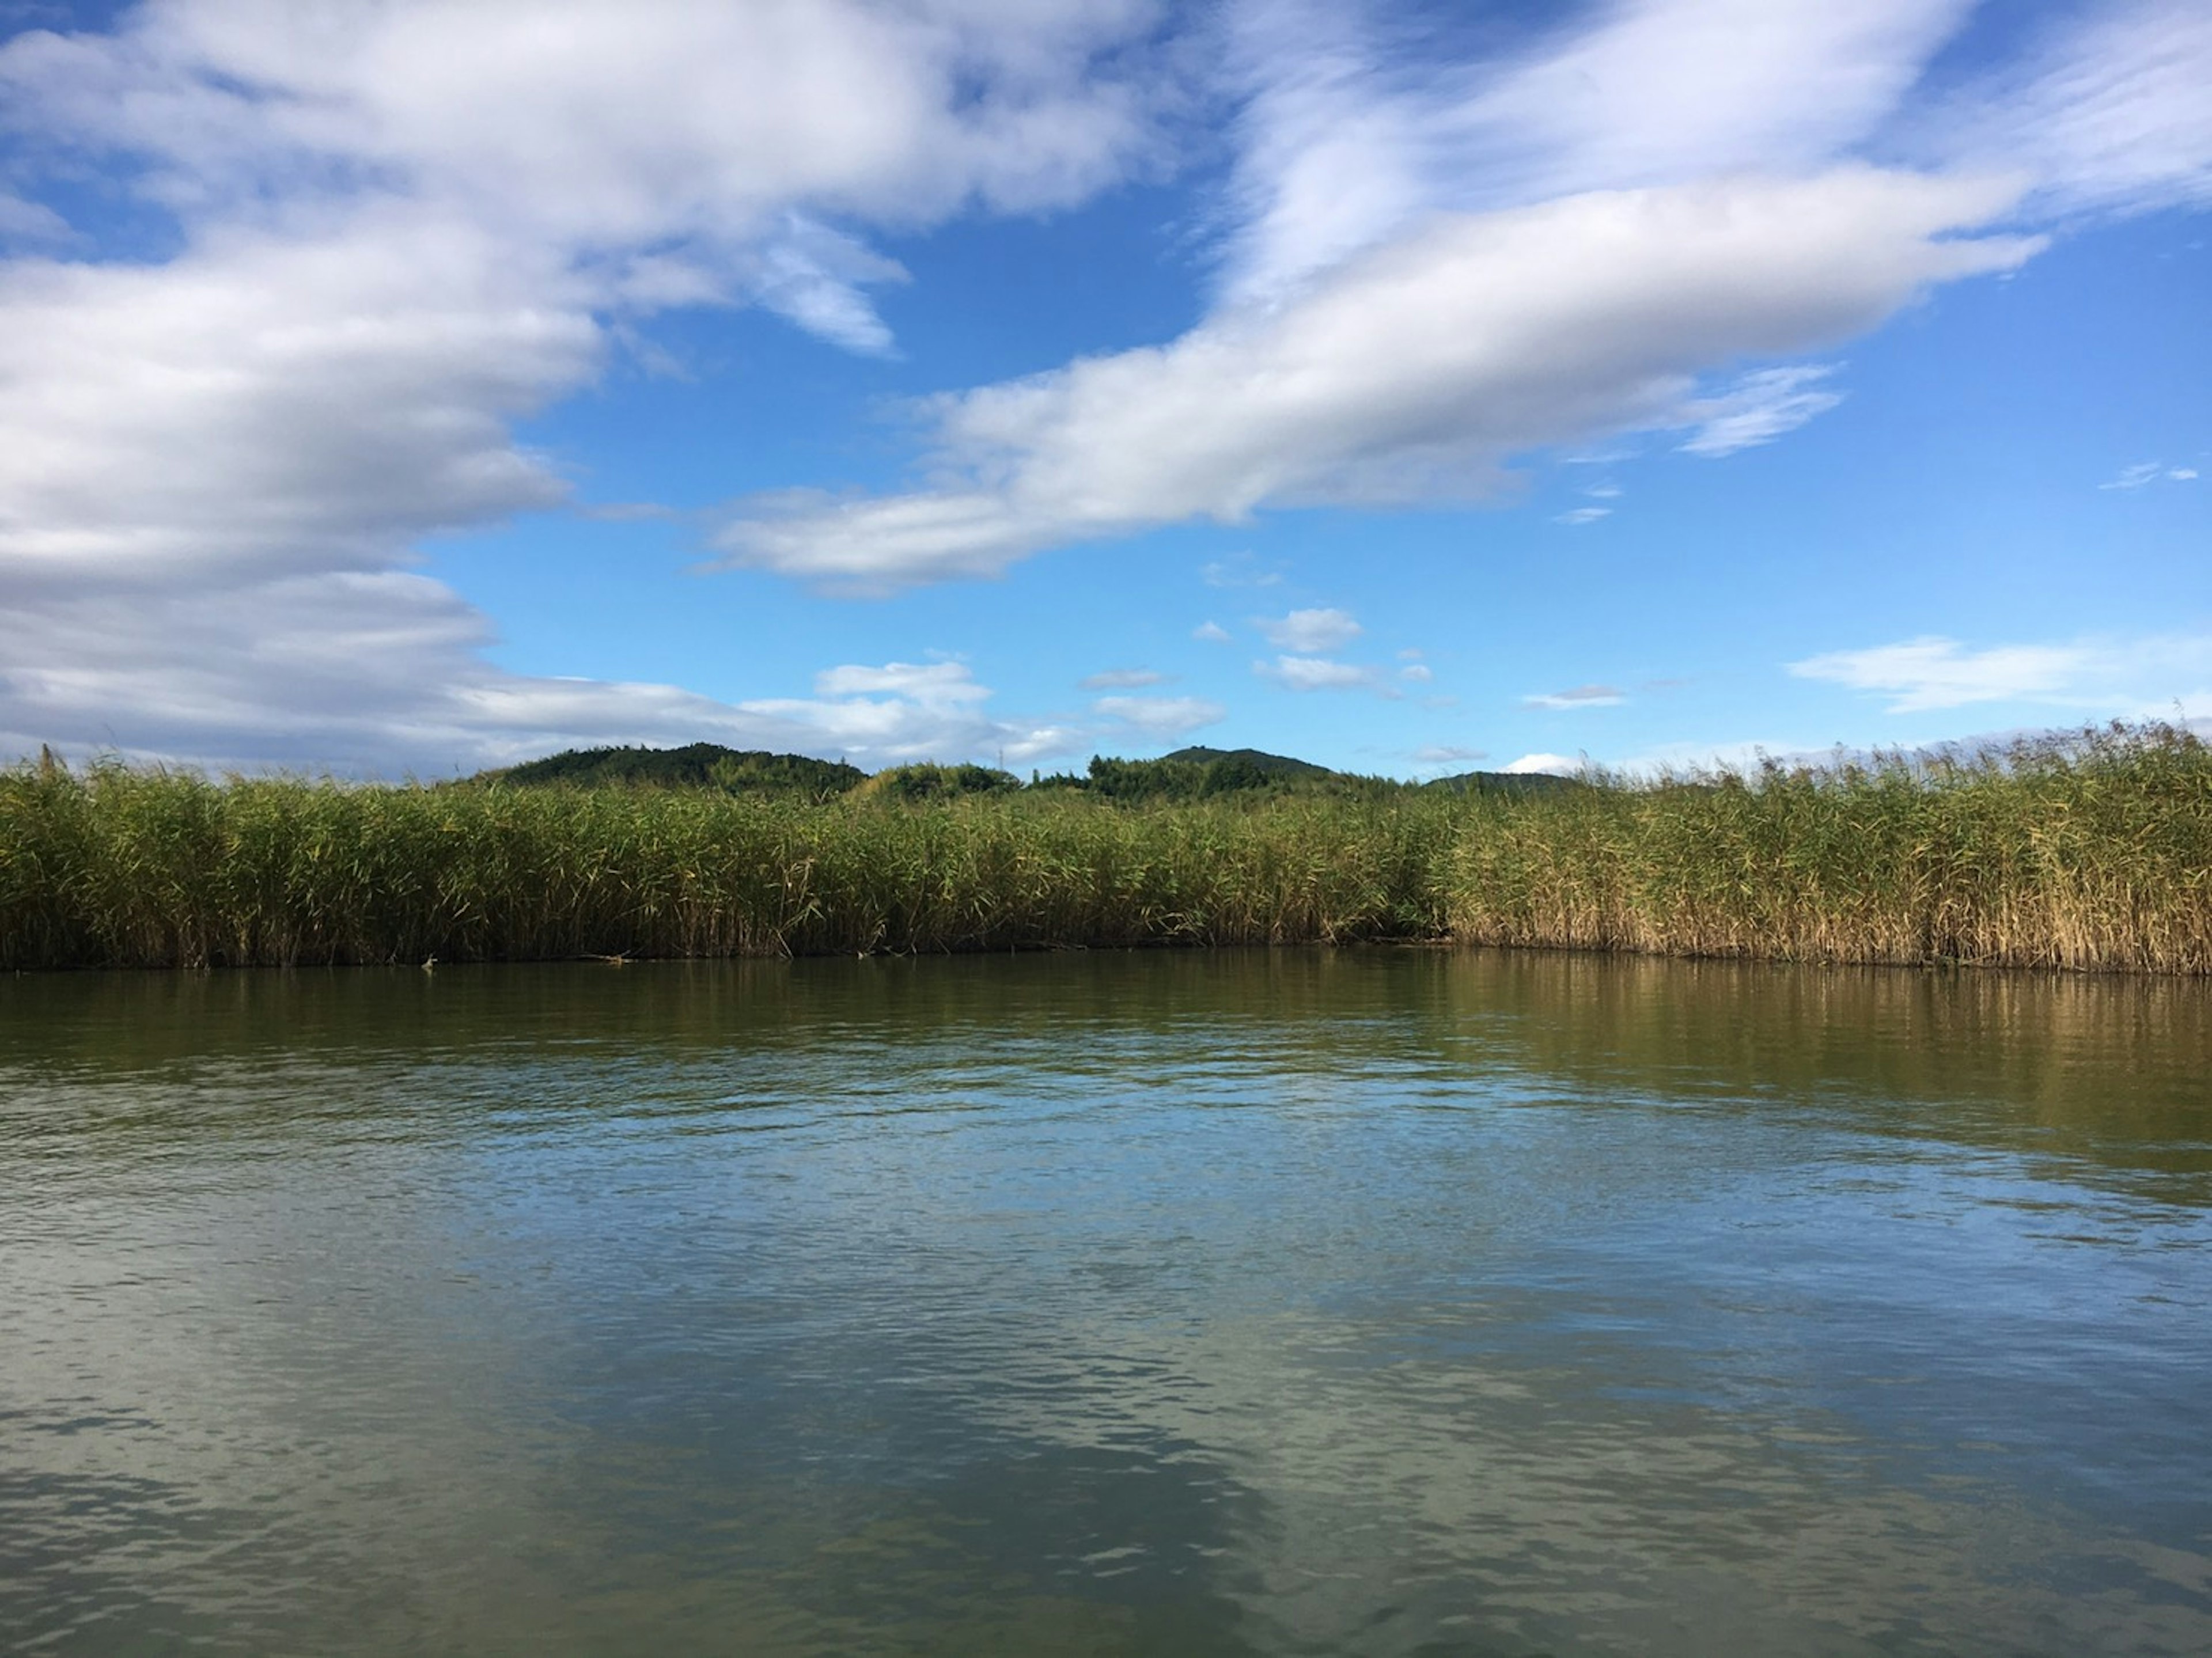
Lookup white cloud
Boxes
[1583,481,1622,499]
[1790,636,2090,712]
[0,189,72,243]
[1399,663,1432,684]
[1676,363,1844,457]
[1523,684,1624,710]
[1414,743,1486,765]
[1216,0,1980,307]
[717,169,2039,588]
[1200,552,1283,587]
[1787,632,2212,715]
[2100,460,2199,490]
[1080,667,1168,689]
[1092,694,1226,738]
[1914,2,2212,218]
[0,559,1069,773]
[0,0,1173,769]
[1554,506,1612,526]
[1255,655,1380,692]
[1502,752,1580,776]
[1192,620,1231,643]
[1257,606,1361,651]
[0,1,1170,257]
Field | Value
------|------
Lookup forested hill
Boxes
[479,740,1578,802]
[1420,768,1583,796]
[1159,746,1332,779]
[485,744,865,799]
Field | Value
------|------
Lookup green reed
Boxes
[2,724,2205,972]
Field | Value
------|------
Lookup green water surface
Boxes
[3,950,2208,1655]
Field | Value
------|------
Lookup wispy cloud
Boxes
[718,171,2035,589]
[1913,1,2212,218]
[1523,684,1625,710]
[1399,663,1432,684]
[1192,620,1232,643]
[577,500,679,522]
[1255,655,1382,693]
[1554,506,1612,526]
[1676,363,1844,457]
[1216,0,1984,306]
[1257,606,1362,651]
[1414,743,1487,766]
[1080,667,1168,690]
[1788,632,2212,714]
[1092,694,1226,738]
[1202,552,1284,587]
[2100,460,2199,490]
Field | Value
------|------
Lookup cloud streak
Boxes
[717,169,2038,590]
[1524,685,1626,710]
[1788,632,2212,715]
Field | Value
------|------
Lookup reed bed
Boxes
[1445,725,2212,973]
[2,725,2206,973]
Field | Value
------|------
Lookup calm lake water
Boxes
[3,950,2209,1656]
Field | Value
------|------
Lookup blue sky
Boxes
[0,1,2205,777]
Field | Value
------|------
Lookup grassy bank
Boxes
[3,726,2206,973]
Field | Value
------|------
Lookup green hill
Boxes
[1160,745,1334,779]
[1422,768,1584,796]
[486,743,864,800]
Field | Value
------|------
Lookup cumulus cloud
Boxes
[0,561,1073,774]
[1092,694,1226,738]
[1399,663,1432,684]
[715,169,2039,589]
[0,0,1172,768]
[1192,620,1231,643]
[1523,684,1625,710]
[1257,606,1361,651]
[1787,632,2212,715]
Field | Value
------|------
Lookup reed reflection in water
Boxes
[2,950,2207,1655]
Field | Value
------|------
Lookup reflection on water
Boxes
[3,951,2208,1655]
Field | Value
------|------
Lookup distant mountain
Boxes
[1159,745,1334,779]
[1421,768,1583,796]
[484,743,864,799]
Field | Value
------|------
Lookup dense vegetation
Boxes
[2,724,2206,973]
[491,742,865,800]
